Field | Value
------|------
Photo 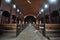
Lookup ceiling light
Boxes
[5,0,11,3]
[13,4,16,9]
[48,0,58,4]
[44,4,49,9]
[17,9,20,12]
[41,9,44,12]
[27,0,31,4]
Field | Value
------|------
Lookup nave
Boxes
[0,0,60,40]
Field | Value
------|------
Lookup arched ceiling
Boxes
[14,0,46,16]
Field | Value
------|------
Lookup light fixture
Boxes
[48,0,58,4]
[41,9,44,12]
[27,0,31,4]
[5,0,11,3]
[13,4,16,9]
[17,9,20,12]
[44,4,49,9]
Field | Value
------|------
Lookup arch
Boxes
[12,15,16,20]
[51,10,59,17]
[24,15,36,18]
[1,11,10,23]
[51,10,59,23]
[2,11,10,17]
[24,16,36,24]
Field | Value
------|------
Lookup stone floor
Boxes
[17,23,48,40]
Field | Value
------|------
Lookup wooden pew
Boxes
[45,24,60,32]
[3,24,17,28]
[0,24,17,33]
[45,24,60,29]
[45,24,60,37]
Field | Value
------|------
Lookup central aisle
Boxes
[17,23,48,40]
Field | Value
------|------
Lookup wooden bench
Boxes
[3,30,16,33]
[45,24,60,29]
[45,24,60,37]
[3,24,17,28]
[0,24,17,33]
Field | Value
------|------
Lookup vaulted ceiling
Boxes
[14,0,46,16]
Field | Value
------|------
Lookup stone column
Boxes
[19,20,21,24]
[22,20,24,25]
[10,6,12,24]
[36,20,38,25]
[10,15,12,24]
[40,20,41,24]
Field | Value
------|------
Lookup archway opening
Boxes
[2,11,10,17]
[2,11,10,24]
[24,16,36,24]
